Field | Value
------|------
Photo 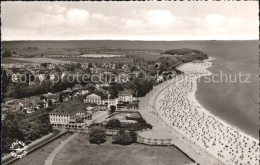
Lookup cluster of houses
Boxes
[1,57,155,123]
[2,61,149,86]
[1,84,89,118]
[49,88,135,129]
[1,79,136,123]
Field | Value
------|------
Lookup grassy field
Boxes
[128,53,162,61]
[11,133,71,165]
[53,136,194,165]
[53,57,134,64]
[2,58,33,64]
[13,58,72,64]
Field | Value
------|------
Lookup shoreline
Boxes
[153,57,259,164]
[190,57,257,141]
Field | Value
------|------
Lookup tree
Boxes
[2,69,10,96]
[59,94,63,102]
[48,100,53,106]
[76,63,81,68]
[130,66,138,72]
[46,74,50,80]
[2,111,52,152]
[159,60,168,71]
[2,69,7,78]
[129,130,137,143]
[38,102,44,109]
[40,95,47,100]
[89,126,106,145]
[113,129,132,145]
[109,105,116,114]
[41,63,48,68]
[2,50,12,57]
[106,119,121,129]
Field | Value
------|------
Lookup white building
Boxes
[49,100,92,129]
[84,92,118,108]
[84,93,103,105]
[118,90,133,103]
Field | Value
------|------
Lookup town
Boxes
[1,46,208,165]
[2,2,258,165]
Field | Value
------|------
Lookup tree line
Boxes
[2,111,53,152]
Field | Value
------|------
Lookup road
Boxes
[45,133,78,165]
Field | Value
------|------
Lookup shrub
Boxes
[106,119,121,129]
[129,129,137,143]
[89,126,106,145]
[113,129,132,145]
[121,117,153,131]
[89,123,105,128]
[109,105,116,114]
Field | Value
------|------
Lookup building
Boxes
[45,93,59,104]
[72,84,83,91]
[118,90,133,103]
[84,92,104,105]
[84,92,118,108]
[49,100,92,129]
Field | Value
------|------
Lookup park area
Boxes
[9,133,71,165]
[53,136,194,165]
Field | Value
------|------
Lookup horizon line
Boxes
[1,39,259,42]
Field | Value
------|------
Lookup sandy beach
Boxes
[153,58,259,165]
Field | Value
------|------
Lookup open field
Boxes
[13,58,72,64]
[128,53,162,61]
[53,57,134,64]
[53,136,194,165]
[11,133,71,165]
[80,54,125,58]
[2,57,33,64]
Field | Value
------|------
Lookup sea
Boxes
[2,40,259,138]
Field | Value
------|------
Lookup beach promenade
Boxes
[139,58,259,165]
[139,76,224,165]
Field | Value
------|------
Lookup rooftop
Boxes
[118,90,133,96]
[86,91,108,99]
[50,99,87,115]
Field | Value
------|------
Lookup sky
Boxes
[1,1,259,41]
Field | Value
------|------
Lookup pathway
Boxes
[45,133,78,165]
[139,76,225,165]
[45,111,108,165]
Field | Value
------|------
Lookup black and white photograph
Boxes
[1,1,259,165]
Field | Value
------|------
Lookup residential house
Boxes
[118,90,133,103]
[46,93,59,104]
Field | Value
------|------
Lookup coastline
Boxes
[153,57,259,164]
[190,57,257,141]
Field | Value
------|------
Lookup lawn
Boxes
[2,57,33,64]
[53,136,194,165]
[11,133,72,165]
